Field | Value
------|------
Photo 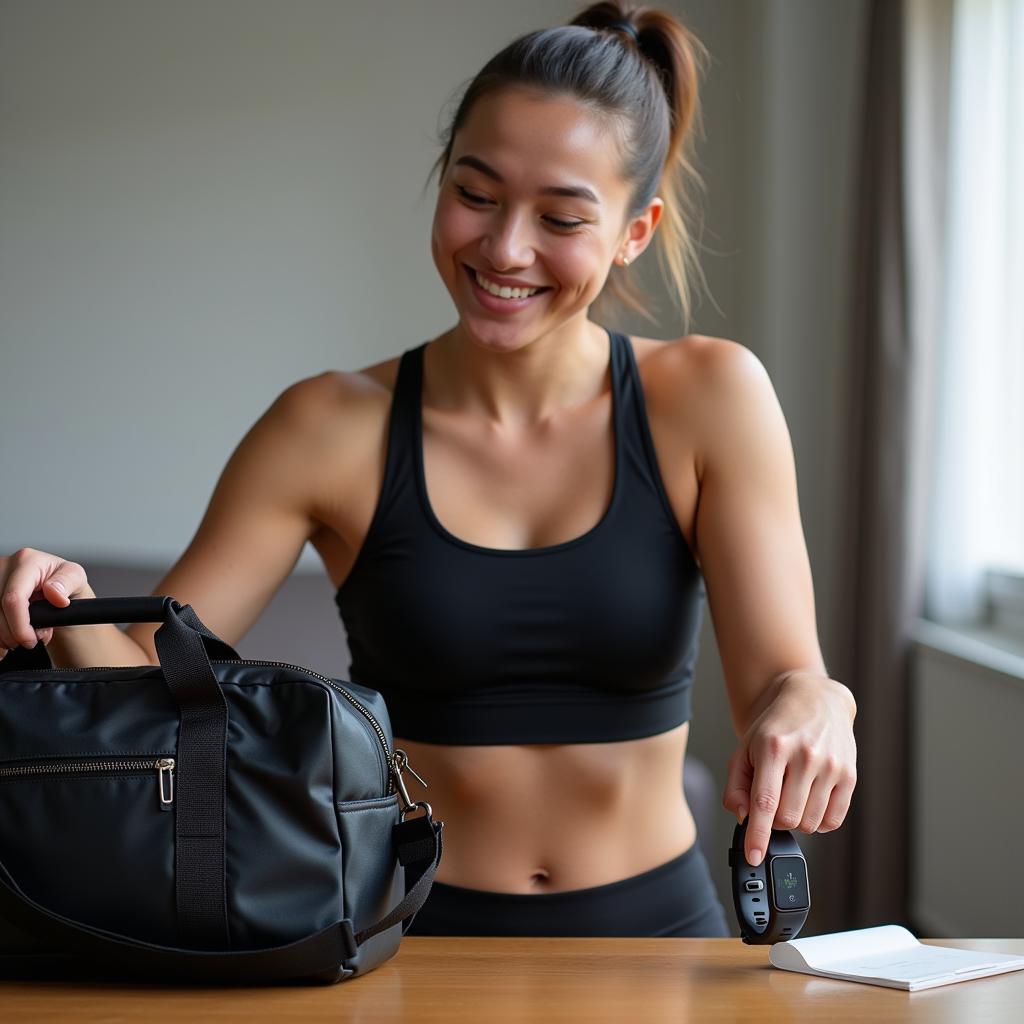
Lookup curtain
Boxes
[813,0,937,934]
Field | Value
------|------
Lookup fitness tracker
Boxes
[728,820,810,944]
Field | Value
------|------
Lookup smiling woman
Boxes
[330,1,854,937]
[7,0,857,942]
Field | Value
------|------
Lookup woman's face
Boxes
[430,87,661,352]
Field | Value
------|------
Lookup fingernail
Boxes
[749,848,762,866]
[737,806,747,825]
[50,581,66,594]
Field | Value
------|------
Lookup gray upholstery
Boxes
[81,563,719,859]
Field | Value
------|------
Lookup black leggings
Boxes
[406,841,732,937]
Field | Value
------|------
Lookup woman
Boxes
[0,3,857,937]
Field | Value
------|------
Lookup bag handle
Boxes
[0,814,443,984]
[2,597,241,673]
[12,596,241,948]
[18,595,241,661]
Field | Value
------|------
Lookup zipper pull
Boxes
[156,758,175,811]
[391,748,427,816]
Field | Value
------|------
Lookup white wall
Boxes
[1,0,589,565]
[911,626,1024,938]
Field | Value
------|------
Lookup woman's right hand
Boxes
[0,548,90,659]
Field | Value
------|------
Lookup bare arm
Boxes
[691,340,833,733]
[48,374,337,667]
[688,339,856,865]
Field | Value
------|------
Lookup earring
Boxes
[621,253,632,267]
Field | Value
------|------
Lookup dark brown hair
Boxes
[427,2,710,329]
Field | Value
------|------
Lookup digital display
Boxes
[770,856,809,911]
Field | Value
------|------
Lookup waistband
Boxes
[408,841,729,937]
[432,840,703,905]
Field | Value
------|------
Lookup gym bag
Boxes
[0,595,443,984]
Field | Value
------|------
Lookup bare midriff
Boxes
[394,721,698,893]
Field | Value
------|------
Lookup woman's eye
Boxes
[545,217,585,232]
[454,186,585,233]
[455,185,489,205]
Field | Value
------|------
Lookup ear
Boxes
[618,197,664,265]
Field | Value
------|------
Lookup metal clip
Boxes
[391,748,428,818]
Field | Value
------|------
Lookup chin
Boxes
[458,319,538,354]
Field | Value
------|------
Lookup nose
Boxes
[479,209,535,271]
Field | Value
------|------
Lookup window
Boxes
[923,0,1024,633]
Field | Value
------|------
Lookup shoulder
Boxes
[271,354,402,450]
[265,356,405,510]
[633,334,782,477]
[277,355,400,423]
[634,333,767,391]
[236,356,403,533]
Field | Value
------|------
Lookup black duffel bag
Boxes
[0,595,443,984]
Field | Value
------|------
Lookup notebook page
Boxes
[770,925,1024,991]
[770,925,917,970]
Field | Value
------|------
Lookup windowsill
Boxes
[911,618,1024,684]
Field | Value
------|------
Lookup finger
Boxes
[721,745,754,823]
[41,576,72,599]
[818,771,856,833]
[30,580,72,645]
[25,586,51,646]
[796,774,836,833]
[0,579,36,650]
[1,554,49,649]
[2,559,72,649]
[772,748,820,832]
[745,743,787,866]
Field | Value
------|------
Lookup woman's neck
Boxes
[429,319,612,428]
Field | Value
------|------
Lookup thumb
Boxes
[722,744,754,824]
[42,577,71,605]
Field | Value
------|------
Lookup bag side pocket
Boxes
[335,794,403,976]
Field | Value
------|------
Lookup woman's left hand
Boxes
[722,672,858,866]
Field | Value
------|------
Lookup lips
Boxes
[462,264,552,312]
[463,264,551,293]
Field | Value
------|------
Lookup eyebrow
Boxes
[453,155,601,205]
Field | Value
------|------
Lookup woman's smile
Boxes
[463,263,553,313]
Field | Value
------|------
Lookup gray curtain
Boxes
[812,0,925,934]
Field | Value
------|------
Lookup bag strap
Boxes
[0,815,442,983]
[152,603,232,948]
[355,813,443,944]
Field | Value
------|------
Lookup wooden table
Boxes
[3,937,1023,1022]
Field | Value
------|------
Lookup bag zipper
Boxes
[5,659,396,796]
[0,756,176,810]
[213,659,394,795]
[212,660,391,760]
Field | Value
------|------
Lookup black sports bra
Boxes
[334,328,705,744]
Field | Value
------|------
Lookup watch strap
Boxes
[729,823,809,944]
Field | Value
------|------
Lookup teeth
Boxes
[474,269,540,300]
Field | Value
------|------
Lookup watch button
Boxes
[744,880,765,892]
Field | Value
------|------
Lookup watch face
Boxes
[770,856,809,911]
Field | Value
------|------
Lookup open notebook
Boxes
[769,925,1024,991]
